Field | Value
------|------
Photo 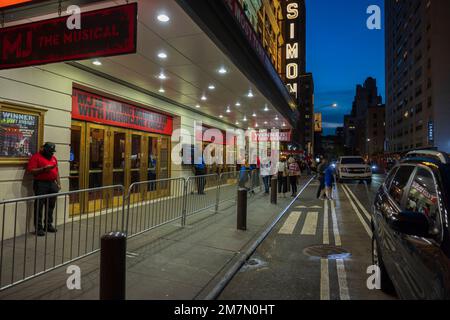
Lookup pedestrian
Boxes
[239,162,249,189]
[194,155,206,194]
[260,157,272,194]
[277,157,288,197]
[27,142,61,236]
[324,164,334,200]
[316,156,328,199]
[288,157,301,197]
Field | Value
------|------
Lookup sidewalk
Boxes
[0,177,311,300]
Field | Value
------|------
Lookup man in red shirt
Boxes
[27,142,61,236]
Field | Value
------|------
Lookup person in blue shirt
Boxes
[324,164,334,200]
[194,156,206,194]
[239,162,249,189]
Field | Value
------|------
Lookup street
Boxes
[219,174,396,300]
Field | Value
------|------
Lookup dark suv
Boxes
[371,150,450,299]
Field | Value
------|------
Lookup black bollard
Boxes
[237,188,247,230]
[100,232,127,300]
[271,177,277,204]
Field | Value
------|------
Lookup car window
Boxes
[384,167,398,190]
[389,166,415,206]
[341,157,365,165]
[405,168,441,237]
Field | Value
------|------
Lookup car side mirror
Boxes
[389,211,430,238]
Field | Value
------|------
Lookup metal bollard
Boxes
[100,232,127,300]
[237,188,247,230]
[271,177,277,204]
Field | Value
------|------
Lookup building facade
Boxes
[385,0,450,153]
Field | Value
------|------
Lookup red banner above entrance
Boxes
[72,89,173,136]
[0,3,137,70]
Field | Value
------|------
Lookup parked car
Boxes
[336,156,372,183]
[371,150,450,299]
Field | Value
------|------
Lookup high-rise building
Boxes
[385,0,450,153]
[344,77,384,157]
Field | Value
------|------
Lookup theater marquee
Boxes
[0,3,137,70]
[284,0,302,100]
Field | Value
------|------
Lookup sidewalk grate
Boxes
[303,245,351,260]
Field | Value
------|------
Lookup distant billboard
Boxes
[314,113,322,132]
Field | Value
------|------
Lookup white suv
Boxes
[336,156,372,183]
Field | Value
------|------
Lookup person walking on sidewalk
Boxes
[277,157,288,197]
[194,156,206,195]
[260,158,272,194]
[288,157,301,197]
[316,156,328,199]
[27,142,61,236]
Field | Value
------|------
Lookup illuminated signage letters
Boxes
[284,0,301,99]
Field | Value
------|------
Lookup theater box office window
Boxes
[70,88,172,215]
[0,103,45,165]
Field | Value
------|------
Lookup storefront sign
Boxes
[0,3,137,70]
[428,121,434,143]
[283,0,303,99]
[0,0,32,8]
[72,89,173,136]
[0,104,44,164]
[251,130,292,142]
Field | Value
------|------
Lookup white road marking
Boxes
[330,200,342,246]
[336,259,350,300]
[278,211,302,235]
[301,212,319,235]
[343,184,371,222]
[341,185,372,238]
[320,259,330,300]
[323,201,329,245]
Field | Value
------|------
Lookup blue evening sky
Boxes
[305,0,385,135]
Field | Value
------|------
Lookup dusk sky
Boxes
[305,0,385,135]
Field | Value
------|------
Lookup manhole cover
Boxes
[303,245,351,260]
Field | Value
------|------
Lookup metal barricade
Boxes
[185,174,219,217]
[125,178,186,238]
[0,185,124,292]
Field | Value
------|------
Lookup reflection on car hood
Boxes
[338,164,369,168]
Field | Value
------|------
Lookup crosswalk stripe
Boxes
[330,200,342,246]
[320,259,330,300]
[336,259,350,300]
[278,211,302,235]
[323,201,329,245]
[301,212,319,235]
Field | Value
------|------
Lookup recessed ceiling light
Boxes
[158,72,167,80]
[158,52,168,59]
[243,116,248,122]
[264,121,268,125]
[255,123,259,128]
[159,88,165,93]
[218,67,227,74]
[264,105,269,112]
[247,90,254,98]
[92,60,102,66]
[208,85,215,90]
[219,114,223,118]
[195,104,201,108]
[157,14,170,22]
[252,112,257,117]
[226,106,231,113]
[282,122,286,127]
[201,95,207,101]
[235,121,239,125]
[275,116,279,121]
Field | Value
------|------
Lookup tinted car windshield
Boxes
[341,157,365,165]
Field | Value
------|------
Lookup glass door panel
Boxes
[69,123,84,215]
[130,134,142,185]
[88,127,105,196]
[112,131,126,188]
[147,136,158,193]
[158,137,170,195]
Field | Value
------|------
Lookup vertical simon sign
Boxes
[283,0,305,101]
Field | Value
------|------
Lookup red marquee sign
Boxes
[72,89,173,136]
[0,3,137,70]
